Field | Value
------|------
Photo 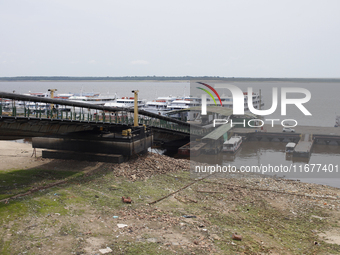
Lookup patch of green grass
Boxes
[111,242,174,255]
[1,164,340,255]
[31,197,68,215]
[0,199,30,224]
[0,168,80,200]
[0,240,12,255]
[208,199,340,254]
[61,170,191,211]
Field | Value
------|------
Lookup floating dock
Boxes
[178,141,206,157]
[32,126,153,163]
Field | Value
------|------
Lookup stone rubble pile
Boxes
[112,152,190,180]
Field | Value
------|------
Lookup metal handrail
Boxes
[0,92,206,135]
[0,91,193,127]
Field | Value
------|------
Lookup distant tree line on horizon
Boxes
[0,76,339,82]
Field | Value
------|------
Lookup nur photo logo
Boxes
[197,82,312,128]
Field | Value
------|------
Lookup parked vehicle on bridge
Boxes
[282,127,295,132]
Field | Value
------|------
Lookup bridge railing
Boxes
[0,94,207,135]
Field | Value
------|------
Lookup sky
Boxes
[0,0,339,78]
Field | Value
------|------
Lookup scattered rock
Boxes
[311,215,324,220]
[117,224,128,228]
[232,233,242,241]
[146,238,158,243]
[210,234,220,240]
[99,247,112,254]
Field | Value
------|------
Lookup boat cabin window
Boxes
[224,144,234,148]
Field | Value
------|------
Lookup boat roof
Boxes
[286,142,296,147]
[157,96,177,100]
[171,100,196,103]
[168,106,258,118]
[146,101,167,105]
[117,99,142,102]
[69,96,87,100]
[202,123,232,140]
[224,136,242,144]
[72,92,100,97]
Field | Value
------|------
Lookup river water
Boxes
[1,81,339,188]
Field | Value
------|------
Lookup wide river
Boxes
[1,81,339,188]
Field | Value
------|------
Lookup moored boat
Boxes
[223,136,242,153]
[144,96,178,115]
[68,94,117,106]
[285,142,296,153]
[104,97,146,108]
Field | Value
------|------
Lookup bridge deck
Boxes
[0,92,210,138]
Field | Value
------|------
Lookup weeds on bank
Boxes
[0,164,340,254]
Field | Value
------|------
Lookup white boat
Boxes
[0,99,11,110]
[144,96,178,115]
[165,91,264,121]
[285,142,296,153]
[27,101,48,111]
[165,97,201,120]
[26,92,50,98]
[68,94,118,106]
[166,97,201,111]
[144,101,170,115]
[206,92,263,111]
[164,92,263,112]
[104,97,146,108]
[223,136,242,153]
[54,93,74,100]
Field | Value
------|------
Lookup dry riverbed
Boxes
[0,141,340,254]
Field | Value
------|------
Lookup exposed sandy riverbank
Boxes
[0,141,102,172]
[0,141,44,171]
